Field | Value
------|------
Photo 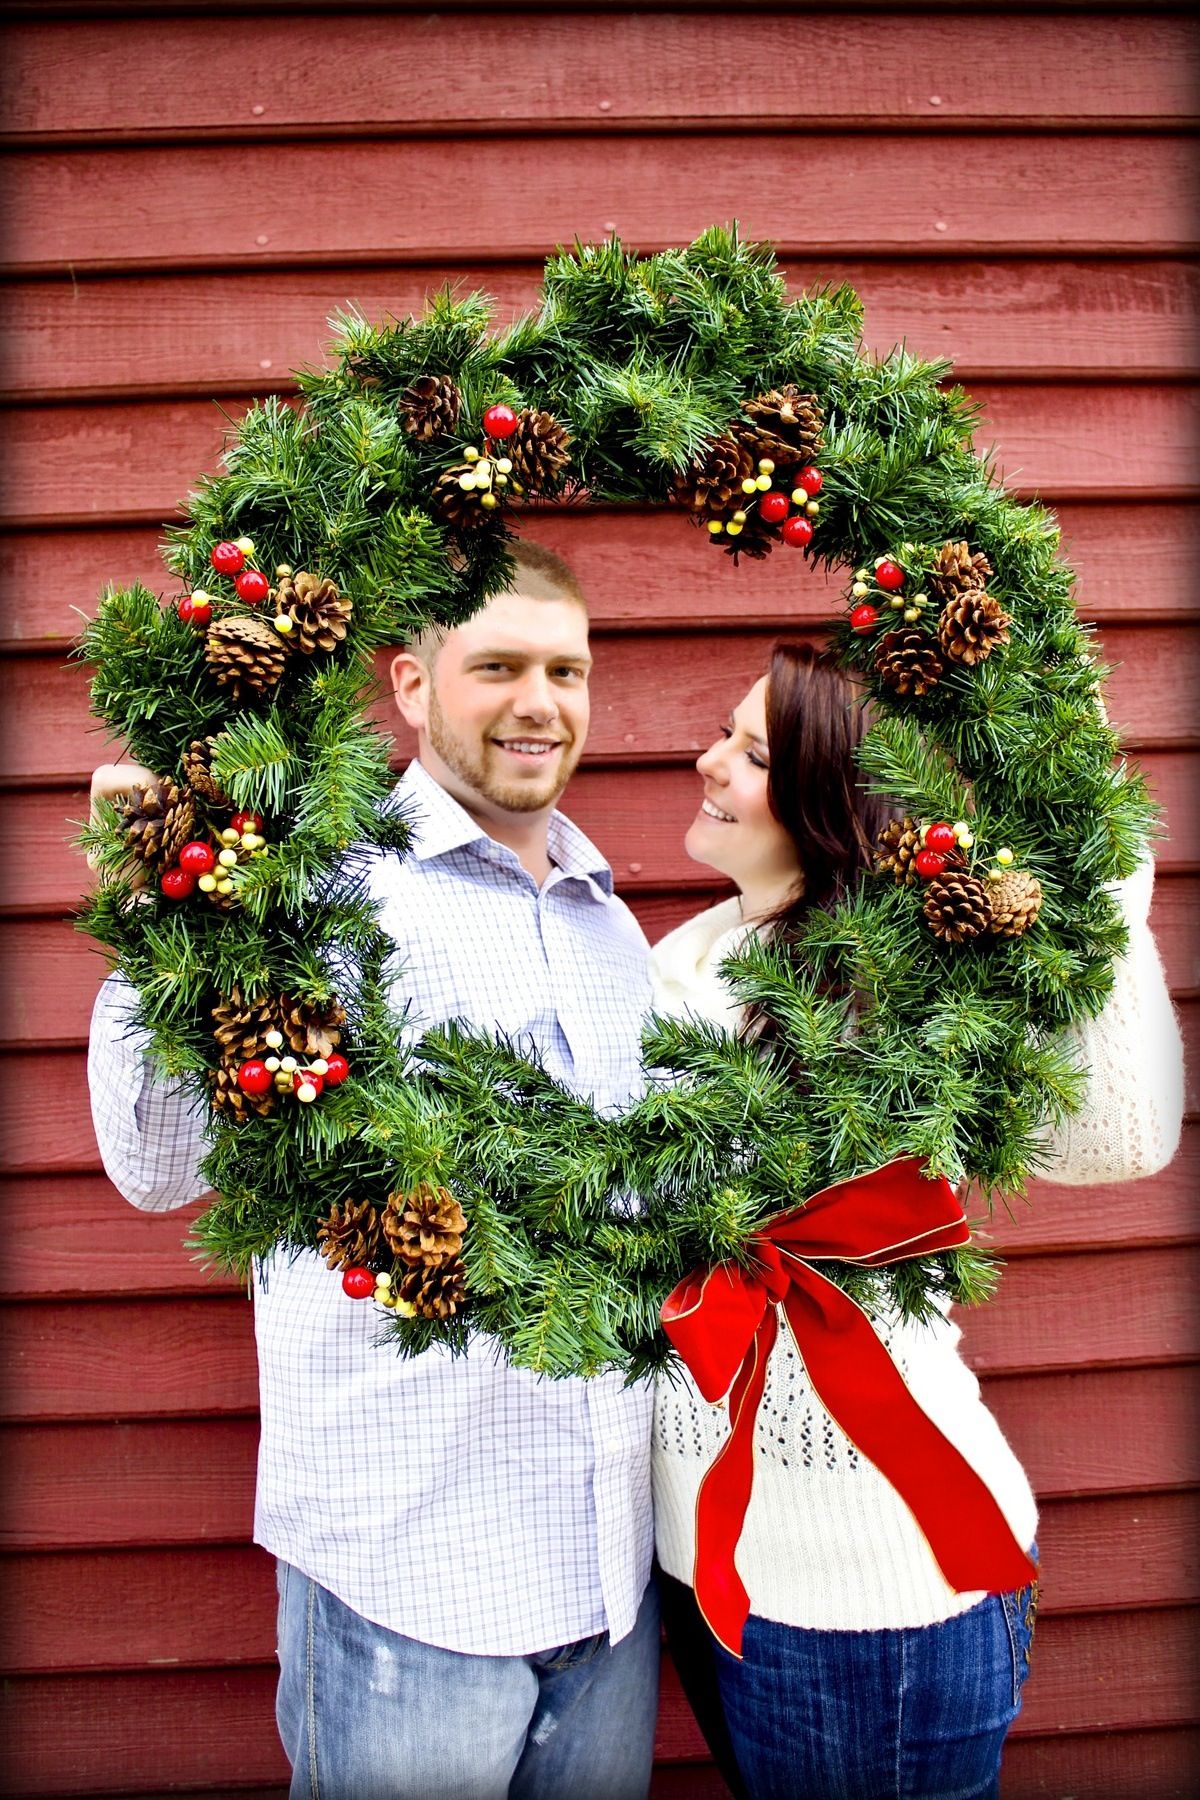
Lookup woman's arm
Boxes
[1040,857,1185,1185]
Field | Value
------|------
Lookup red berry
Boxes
[914,849,947,880]
[234,568,270,605]
[875,559,905,591]
[297,1069,325,1100]
[230,810,263,835]
[781,515,814,548]
[795,466,823,497]
[210,541,244,575]
[237,1059,274,1096]
[342,1266,375,1300]
[323,1053,350,1086]
[160,866,196,900]
[482,402,518,439]
[178,840,216,877]
[177,595,196,623]
[758,491,789,524]
[924,823,957,855]
[849,603,878,634]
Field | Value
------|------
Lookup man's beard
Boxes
[426,689,579,814]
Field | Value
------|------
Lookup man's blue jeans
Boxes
[275,1561,660,1800]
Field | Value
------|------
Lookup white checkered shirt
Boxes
[88,758,655,1654]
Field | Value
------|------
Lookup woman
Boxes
[651,644,1184,1800]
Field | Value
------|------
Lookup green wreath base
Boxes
[79,227,1152,1379]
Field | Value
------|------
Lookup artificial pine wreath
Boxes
[78,227,1153,1379]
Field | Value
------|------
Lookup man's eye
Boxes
[552,666,586,680]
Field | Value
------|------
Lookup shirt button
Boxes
[605,1438,622,1455]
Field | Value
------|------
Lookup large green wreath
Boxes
[80,227,1152,1378]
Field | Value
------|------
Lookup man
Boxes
[87,542,659,1799]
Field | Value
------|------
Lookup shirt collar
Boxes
[394,759,614,898]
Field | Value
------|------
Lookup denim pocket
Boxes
[1000,1573,1040,1709]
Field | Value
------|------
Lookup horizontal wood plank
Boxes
[4,1491,1195,1675]
[3,14,1195,140]
[3,137,1198,277]
[1002,1728,1200,1800]
[1,1608,1196,1793]
[5,863,1195,1051]
[4,500,1199,654]
[3,1364,1196,1555]
[3,260,1198,406]
[4,384,1196,532]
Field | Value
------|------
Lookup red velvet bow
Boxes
[661,1155,1037,1656]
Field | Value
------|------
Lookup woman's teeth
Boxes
[701,798,736,822]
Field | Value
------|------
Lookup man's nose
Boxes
[513,670,559,722]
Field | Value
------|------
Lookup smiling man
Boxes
[86,542,660,1800]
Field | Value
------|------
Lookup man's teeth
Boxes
[500,740,557,755]
[702,798,736,822]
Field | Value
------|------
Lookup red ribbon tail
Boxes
[782,1271,1037,1598]
[692,1308,778,1659]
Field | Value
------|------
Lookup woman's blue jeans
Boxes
[660,1568,1038,1800]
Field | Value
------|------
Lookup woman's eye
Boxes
[747,751,768,770]
[718,724,733,739]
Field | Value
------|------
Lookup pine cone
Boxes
[740,387,823,464]
[721,512,777,562]
[874,629,945,697]
[507,409,572,493]
[281,995,346,1060]
[119,779,197,871]
[276,572,353,657]
[212,987,281,1062]
[875,817,922,884]
[395,1256,467,1320]
[432,462,492,530]
[382,1182,467,1268]
[206,616,290,702]
[671,433,755,520]
[987,870,1043,938]
[923,873,994,945]
[209,1063,275,1120]
[181,736,232,809]
[316,1198,383,1271]
[928,540,993,602]
[937,590,1012,667]
[399,374,462,440]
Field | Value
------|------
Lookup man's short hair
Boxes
[405,538,586,664]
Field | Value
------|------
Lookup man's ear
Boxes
[390,650,431,731]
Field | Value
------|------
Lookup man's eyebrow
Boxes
[466,646,593,667]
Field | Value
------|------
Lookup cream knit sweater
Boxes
[651,859,1184,1630]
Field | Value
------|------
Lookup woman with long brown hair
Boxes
[650,644,1182,1800]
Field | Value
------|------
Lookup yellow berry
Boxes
[296,1081,318,1104]
[740,478,758,496]
[375,1271,392,1290]
[252,847,268,859]
[394,1299,418,1319]
[234,536,255,556]
[757,458,775,474]
[264,1056,281,1073]
[274,1071,294,1091]
[855,568,869,581]
[215,878,233,894]
[997,846,1015,866]
[912,592,928,607]
[953,821,970,839]
[852,581,870,599]
[218,848,238,868]
[463,445,480,462]
[197,873,217,893]
[311,1058,329,1075]
[874,556,888,569]
[240,832,258,849]
[275,562,294,578]
[280,1056,298,1073]
[890,596,905,609]
[707,520,724,535]
[495,457,513,474]
[273,613,293,634]
[805,499,820,516]
[494,472,508,487]
[732,510,748,524]
[220,827,240,846]
[958,832,975,850]
[265,1029,283,1049]
[474,459,492,480]
[457,471,476,490]
[754,473,772,492]
[479,492,499,510]
[791,488,806,505]
[904,607,920,622]
[726,521,744,537]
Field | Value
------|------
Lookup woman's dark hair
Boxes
[760,641,897,942]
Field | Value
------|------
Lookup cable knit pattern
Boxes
[650,861,1184,1630]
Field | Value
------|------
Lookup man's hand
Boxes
[87,760,160,877]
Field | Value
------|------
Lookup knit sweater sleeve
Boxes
[1040,856,1185,1186]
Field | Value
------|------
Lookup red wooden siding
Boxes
[0,5,1196,1796]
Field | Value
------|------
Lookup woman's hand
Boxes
[87,760,160,881]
